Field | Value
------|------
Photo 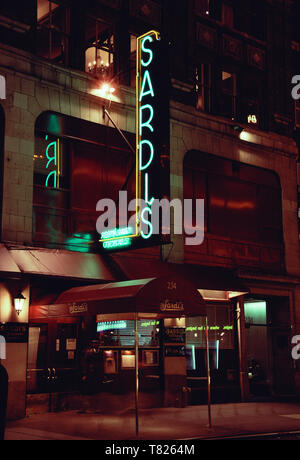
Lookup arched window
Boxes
[33,112,135,250]
[184,151,284,271]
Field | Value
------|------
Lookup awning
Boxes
[7,247,115,281]
[30,276,206,319]
[110,255,249,299]
[0,244,21,275]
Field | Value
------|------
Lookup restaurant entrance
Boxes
[27,317,82,412]
[244,296,295,399]
[26,276,207,416]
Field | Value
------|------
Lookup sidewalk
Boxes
[4,402,300,440]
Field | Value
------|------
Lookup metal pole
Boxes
[134,313,139,437]
[104,109,136,156]
[205,316,212,428]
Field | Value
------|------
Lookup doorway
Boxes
[26,318,81,413]
[244,296,294,399]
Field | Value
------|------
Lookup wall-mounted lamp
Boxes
[14,291,26,316]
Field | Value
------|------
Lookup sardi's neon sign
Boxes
[136,30,161,240]
[99,30,162,248]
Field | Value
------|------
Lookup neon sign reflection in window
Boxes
[45,135,60,188]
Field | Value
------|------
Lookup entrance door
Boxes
[27,318,81,409]
[244,300,272,398]
[244,297,295,399]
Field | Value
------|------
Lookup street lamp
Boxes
[14,292,26,316]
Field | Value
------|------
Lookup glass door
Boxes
[244,300,272,398]
[27,319,81,409]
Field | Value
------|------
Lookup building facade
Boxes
[0,0,300,419]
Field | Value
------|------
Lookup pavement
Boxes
[4,401,300,440]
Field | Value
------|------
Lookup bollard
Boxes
[0,359,9,441]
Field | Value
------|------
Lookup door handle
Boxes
[52,368,57,382]
[47,368,51,382]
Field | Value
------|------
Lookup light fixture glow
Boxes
[14,292,26,316]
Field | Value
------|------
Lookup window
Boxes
[97,320,160,347]
[195,63,212,112]
[36,0,69,64]
[184,153,283,246]
[186,304,238,386]
[33,113,136,249]
[194,0,210,16]
[222,2,234,28]
[243,77,261,127]
[219,71,237,119]
[246,0,266,41]
[194,0,221,20]
[130,34,137,88]
[33,132,70,245]
[34,133,69,190]
[85,17,114,79]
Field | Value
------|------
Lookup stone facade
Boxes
[1,31,300,417]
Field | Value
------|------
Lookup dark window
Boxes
[184,152,283,246]
[194,0,210,16]
[247,0,266,41]
[242,77,261,127]
[130,33,137,88]
[33,113,135,249]
[222,2,234,28]
[195,64,212,112]
[34,133,69,190]
[36,0,70,64]
[219,71,237,119]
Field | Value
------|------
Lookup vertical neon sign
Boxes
[45,135,60,188]
[136,30,160,240]
[99,29,167,250]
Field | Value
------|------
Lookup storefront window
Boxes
[186,304,235,375]
[97,320,160,347]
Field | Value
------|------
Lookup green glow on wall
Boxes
[65,233,93,253]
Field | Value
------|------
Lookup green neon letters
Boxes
[139,105,154,135]
[141,36,154,67]
[103,238,132,250]
[139,70,155,101]
[45,138,59,188]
